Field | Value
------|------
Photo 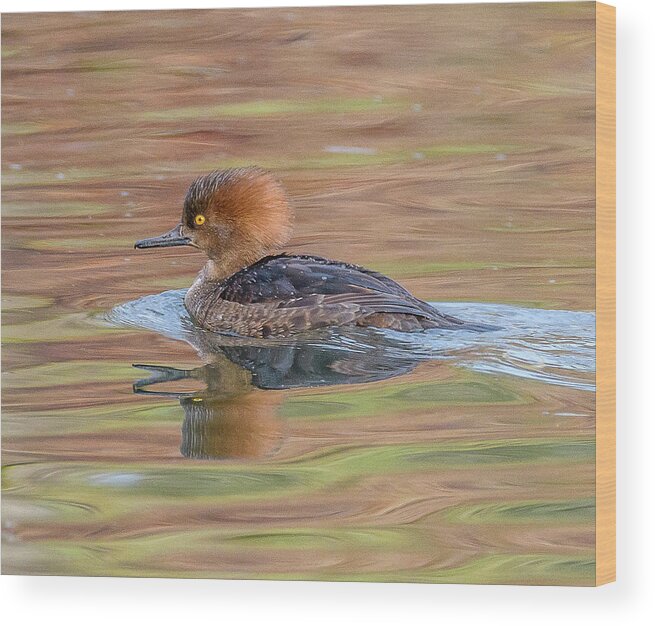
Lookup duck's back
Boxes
[186,254,466,337]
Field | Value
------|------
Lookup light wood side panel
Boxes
[595,1,616,586]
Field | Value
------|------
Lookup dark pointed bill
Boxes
[135,224,191,249]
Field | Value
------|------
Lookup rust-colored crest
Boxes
[183,167,293,264]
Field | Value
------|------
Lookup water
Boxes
[2,4,597,584]
[106,290,595,392]
[3,290,597,583]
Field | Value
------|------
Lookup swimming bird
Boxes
[135,167,472,337]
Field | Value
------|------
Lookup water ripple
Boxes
[103,290,594,392]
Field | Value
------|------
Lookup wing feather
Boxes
[192,254,468,336]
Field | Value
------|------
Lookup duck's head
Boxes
[136,167,293,276]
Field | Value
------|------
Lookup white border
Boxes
[2,1,653,624]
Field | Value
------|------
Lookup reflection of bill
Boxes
[132,334,425,460]
[134,358,283,461]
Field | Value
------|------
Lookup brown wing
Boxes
[219,255,460,320]
[188,255,465,336]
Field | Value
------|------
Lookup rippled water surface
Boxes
[2,4,596,584]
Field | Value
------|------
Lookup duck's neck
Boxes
[203,253,263,283]
[185,255,263,327]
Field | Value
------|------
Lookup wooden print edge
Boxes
[595,0,616,586]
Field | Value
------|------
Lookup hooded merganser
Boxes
[135,167,469,337]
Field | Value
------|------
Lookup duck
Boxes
[135,166,472,338]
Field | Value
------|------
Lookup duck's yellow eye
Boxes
[194,214,206,226]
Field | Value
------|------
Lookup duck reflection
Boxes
[133,332,426,460]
